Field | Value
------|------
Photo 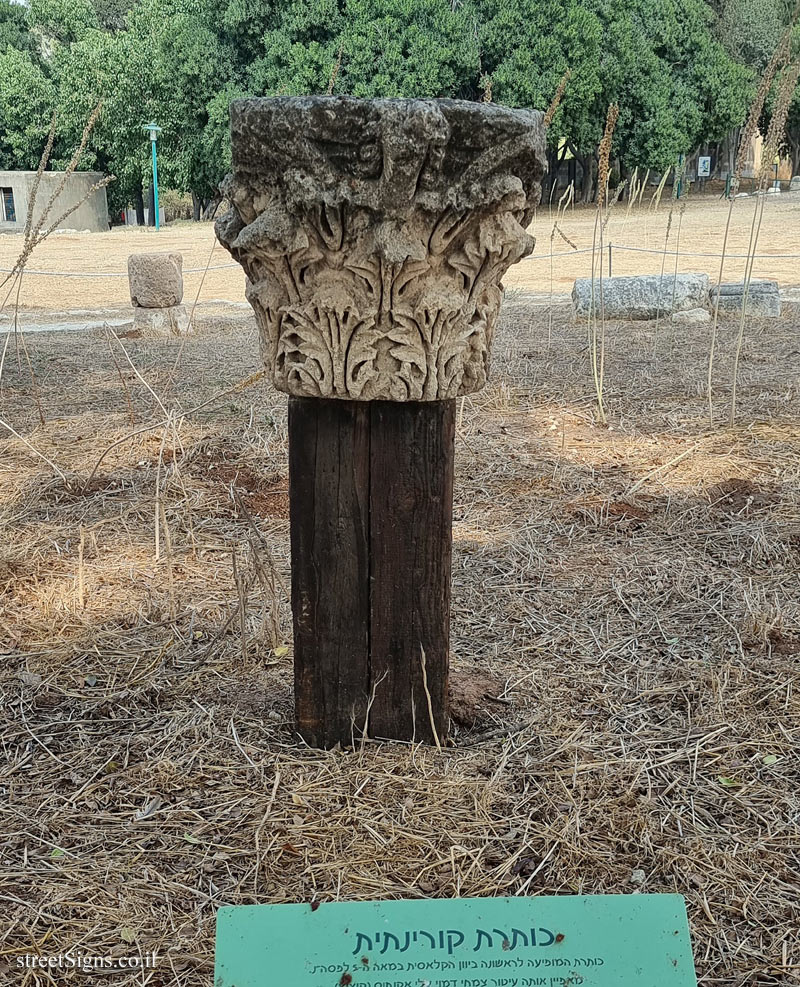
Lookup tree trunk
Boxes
[202,195,222,220]
[544,147,559,199]
[788,132,800,176]
[581,153,595,203]
[134,186,145,226]
[289,397,454,748]
[192,191,202,221]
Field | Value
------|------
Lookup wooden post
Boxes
[290,398,454,748]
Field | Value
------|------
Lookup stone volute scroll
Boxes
[216,96,545,402]
[217,96,546,749]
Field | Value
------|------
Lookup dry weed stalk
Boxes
[0,101,113,475]
[729,61,800,424]
[589,104,619,424]
[482,76,493,103]
[649,167,672,211]
[654,156,687,334]
[548,183,576,346]
[638,169,650,208]
[1,103,107,296]
[625,167,639,219]
[707,19,796,421]
[602,179,626,232]
[544,69,571,128]
[596,104,619,211]
[326,46,343,95]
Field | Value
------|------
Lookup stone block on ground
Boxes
[671,307,711,325]
[133,304,191,336]
[128,251,184,308]
[572,274,710,320]
[780,287,800,316]
[790,175,800,192]
[710,280,781,318]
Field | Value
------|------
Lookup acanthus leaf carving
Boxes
[217,96,546,401]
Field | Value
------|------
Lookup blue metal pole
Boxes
[151,138,160,231]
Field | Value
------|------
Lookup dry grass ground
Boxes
[1,295,799,985]
[2,191,800,315]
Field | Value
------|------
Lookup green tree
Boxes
[0,46,55,168]
[52,25,154,213]
[247,0,342,94]
[28,0,99,45]
[0,0,40,57]
[337,0,478,98]
[718,0,788,71]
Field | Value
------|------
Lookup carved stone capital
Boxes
[217,96,545,401]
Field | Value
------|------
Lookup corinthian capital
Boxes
[217,96,545,401]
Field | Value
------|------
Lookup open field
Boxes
[2,192,800,316]
[1,295,799,984]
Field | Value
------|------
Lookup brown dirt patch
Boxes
[188,441,289,518]
[706,477,783,513]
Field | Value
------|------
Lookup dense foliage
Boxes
[0,0,794,210]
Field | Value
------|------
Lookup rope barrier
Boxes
[2,243,798,277]
[0,262,239,277]
[608,245,800,260]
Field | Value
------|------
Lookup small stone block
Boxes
[710,280,781,318]
[671,307,711,325]
[128,252,184,308]
[133,304,191,336]
[790,175,800,192]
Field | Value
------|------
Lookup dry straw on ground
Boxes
[1,290,799,985]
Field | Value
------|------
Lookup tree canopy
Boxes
[0,0,793,209]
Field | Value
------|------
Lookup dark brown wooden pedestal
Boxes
[289,397,455,748]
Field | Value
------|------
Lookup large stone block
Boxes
[215,96,546,400]
[572,274,710,320]
[132,304,191,336]
[710,280,781,318]
[128,252,184,308]
[790,175,800,191]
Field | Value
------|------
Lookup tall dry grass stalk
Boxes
[544,69,571,128]
[728,60,800,424]
[325,46,343,95]
[649,167,672,212]
[653,156,687,335]
[548,182,576,346]
[589,104,619,424]
[625,167,639,219]
[0,102,111,472]
[706,18,796,421]
[638,169,650,208]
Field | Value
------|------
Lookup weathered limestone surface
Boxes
[128,252,184,308]
[572,274,710,320]
[133,304,190,336]
[216,96,545,400]
[711,280,781,317]
[671,307,711,325]
[790,176,800,191]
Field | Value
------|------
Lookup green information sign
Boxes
[215,893,697,987]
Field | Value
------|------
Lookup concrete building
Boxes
[0,170,109,233]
